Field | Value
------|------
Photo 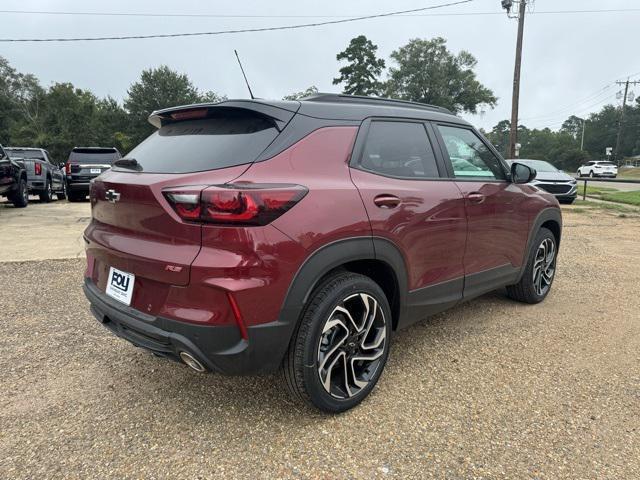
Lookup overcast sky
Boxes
[1,0,638,131]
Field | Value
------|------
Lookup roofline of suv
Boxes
[302,93,454,115]
[148,95,465,128]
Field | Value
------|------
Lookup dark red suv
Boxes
[84,94,561,412]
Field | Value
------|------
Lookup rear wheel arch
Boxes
[277,237,408,358]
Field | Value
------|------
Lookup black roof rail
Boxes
[301,93,454,115]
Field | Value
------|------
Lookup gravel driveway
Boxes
[1,208,639,479]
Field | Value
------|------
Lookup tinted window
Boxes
[124,112,279,174]
[6,149,45,160]
[437,125,506,180]
[69,149,120,165]
[359,121,439,179]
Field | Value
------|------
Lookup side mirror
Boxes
[511,162,536,184]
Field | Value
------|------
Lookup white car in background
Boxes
[577,161,618,178]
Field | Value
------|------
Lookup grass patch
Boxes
[619,167,640,178]
[578,184,618,196]
[599,190,640,206]
[573,199,639,214]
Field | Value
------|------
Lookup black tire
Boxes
[9,178,29,208]
[589,171,594,178]
[39,178,53,203]
[56,182,67,200]
[67,191,85,202]
[282,272,392,413]
[506,227,557,304]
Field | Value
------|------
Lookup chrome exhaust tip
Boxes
[179,351,206,372]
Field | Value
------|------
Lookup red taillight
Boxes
[65,162,71,175]
[34,162,42,175]
[163,184,307,226]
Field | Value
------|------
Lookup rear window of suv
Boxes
[122,111,279,174]
[69,148,120,164]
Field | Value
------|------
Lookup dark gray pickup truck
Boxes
[5,147,66,202]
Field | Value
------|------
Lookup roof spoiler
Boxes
[148,100,301,131]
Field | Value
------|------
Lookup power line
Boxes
[520,87,614,122]
[1,8,640,19]
[0,0,473,43]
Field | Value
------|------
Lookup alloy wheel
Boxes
[317,293,387,399]
[532,238,556,296]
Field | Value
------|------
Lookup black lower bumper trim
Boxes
[83,279,292,375]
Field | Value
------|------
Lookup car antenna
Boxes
[234,50,255,100]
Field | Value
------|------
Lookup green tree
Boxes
[10,83,101,162]
[386,37,497,114]
[333,35,386,96]
[560,115,584,140]
[283,86,319,101]
[0,56,45,145]
[94,97,132,154]
[124,65,223,145]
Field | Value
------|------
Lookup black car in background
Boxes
[0,144,28,208]
[65,147,121,202]
[507,159,578,204]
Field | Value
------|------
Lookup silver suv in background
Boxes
[64,147,121,202]
[507,159,577,204]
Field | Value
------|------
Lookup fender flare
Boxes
[271,236,409,363]
[518,207,563,281]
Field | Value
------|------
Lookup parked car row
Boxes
[0,144,121,207]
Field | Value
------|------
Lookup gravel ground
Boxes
[0,199,90,262]
[1,208,639,479]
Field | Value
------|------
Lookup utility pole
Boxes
[502,0,528,159]
[580,118,586,151]
[614,78,640,164]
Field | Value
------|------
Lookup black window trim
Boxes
[431,121,511,183]
[349,116,448,181]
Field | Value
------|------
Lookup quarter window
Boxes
[360,121,440,179]
[437,125,506,180]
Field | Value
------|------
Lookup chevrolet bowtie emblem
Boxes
[105,189,121,203]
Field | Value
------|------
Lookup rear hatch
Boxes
[597,162,617,174]
[68,148,120,182]
[86,103,297,297]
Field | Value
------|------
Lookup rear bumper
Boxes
[67,181,91,192]
[83,278,291,375]
[27,179,45,191]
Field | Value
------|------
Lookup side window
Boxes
[437,125,506,180]
[359,121,440,179]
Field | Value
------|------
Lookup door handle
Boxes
[466,192,486,205]
[373,194,401,209]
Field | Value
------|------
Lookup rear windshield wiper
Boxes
[113,158,143,171]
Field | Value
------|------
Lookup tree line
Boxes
[2,36,638,170]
